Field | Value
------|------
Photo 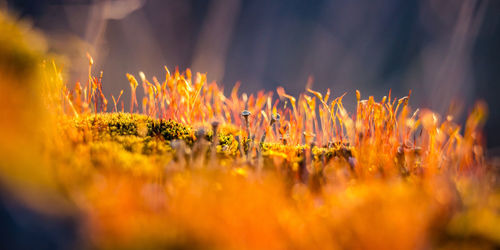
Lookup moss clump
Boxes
[74,113,193,142]
[74,113,149,137]
[148,119,195,145]
[72,113,356,166]
[71,113,195,160]
[312,142,354,162]
[261,143,303,157]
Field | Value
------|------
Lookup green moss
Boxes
[72,113,353,165]
[72,113,193,158]
[148,119,194,145]
[74,113,193,142]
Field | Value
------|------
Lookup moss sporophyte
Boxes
[32,45,498,248]
[3,10,498,249]
[50,63,497,249]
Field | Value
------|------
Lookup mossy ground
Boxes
[70,113,355,169]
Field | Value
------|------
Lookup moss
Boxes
[69,113,359,176]
[74,113,193,142]
[148,119,194,145]
[89,140,160,176]
[312,142,354,162]
[72,113,356,166]
[71,113,193,161]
